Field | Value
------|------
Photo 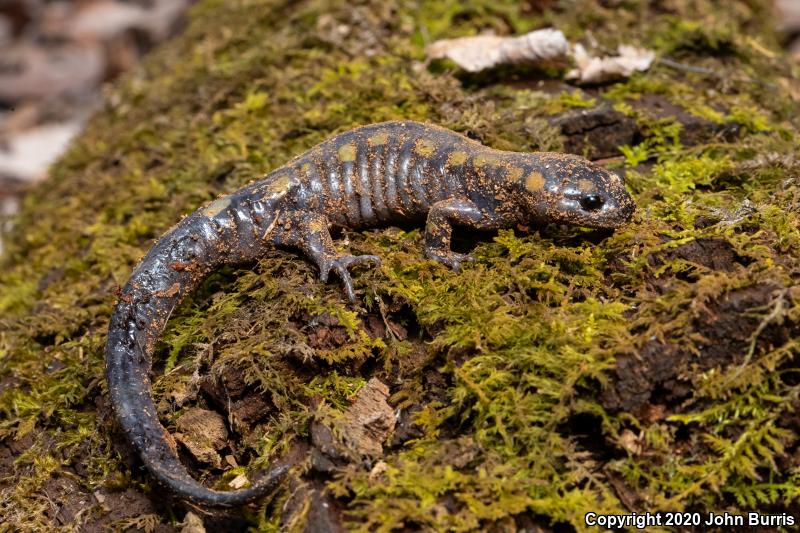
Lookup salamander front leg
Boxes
[271,211,380,302]
[424,198,484,271]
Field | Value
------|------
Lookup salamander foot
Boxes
[320,254,381,302]
[426,250,475,272]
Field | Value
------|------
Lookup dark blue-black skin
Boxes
[105,121,635,507]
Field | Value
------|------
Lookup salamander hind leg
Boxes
[424,198,486,271]
[270,210,380,302]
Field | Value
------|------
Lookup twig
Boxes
[657,56,779,90]
[658,57,721,76]
[726,288,788,384]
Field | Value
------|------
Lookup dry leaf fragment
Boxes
[0,121,85,182]
[567,44,655,84]
[228,473,250,489]
[619,429,642,455]
[0,44,105,103]
[368,460,388,482]
[180,511,207,533]
[425,28,655,84]
[66,0,190,43]
[426,28,569,72]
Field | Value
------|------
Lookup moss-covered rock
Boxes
[1,0,799,531]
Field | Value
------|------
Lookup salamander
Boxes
[105,120,635,507]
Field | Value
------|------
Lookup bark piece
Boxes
[634,94,741,145]
[174,408,228,468]
[312,378,396,460]
[341,378,395,458]
[549,103,638,159]
[603,283,792,414]
[281,479,344,533]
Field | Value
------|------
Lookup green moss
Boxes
[651,18,738,56]
[651,153,733,196]
[553,90,597,111]
[1,0,799,531]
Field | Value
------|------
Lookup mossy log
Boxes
[1,0,800,531]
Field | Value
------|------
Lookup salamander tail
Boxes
[104,203,291,507]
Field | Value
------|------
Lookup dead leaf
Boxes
[0,44,105,103]
[567,44,655,84]
[619,429,642,455]
[67,0,190,43]
[0,121,85,182]
[426,28,569,72]
[229,473,249,489]
[426,28,654,84]
[180,511,206,533]
[368,460,387,482]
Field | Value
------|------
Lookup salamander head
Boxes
[518,153,635,229]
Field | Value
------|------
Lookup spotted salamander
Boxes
[105,120,635,507]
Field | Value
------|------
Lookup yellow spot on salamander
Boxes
[338,143,356,162]
[265,174,291,195]
[368,132,388,146]
[203,197,231,217]
[525,171,545,192]
[578,178,597,193]
[506,167,523,182]
[473,154,501,167]
[308,218,327,232]
[447,151,468,166]
[301,163,312,174]
[414,139,436,157]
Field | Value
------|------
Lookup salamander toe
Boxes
[320,254,382,302]
[426,250,475,272]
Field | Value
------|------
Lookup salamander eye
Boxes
[580,194,604,211]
